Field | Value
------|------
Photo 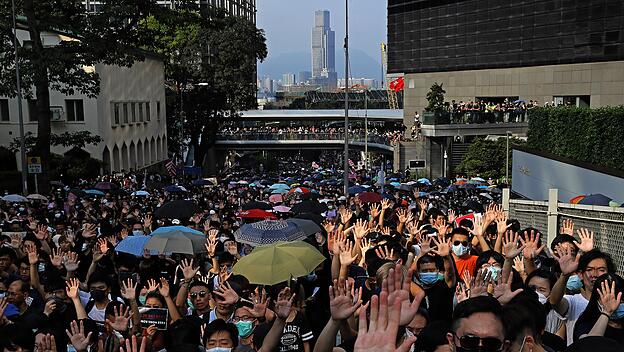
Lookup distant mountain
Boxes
[258,49,382,82]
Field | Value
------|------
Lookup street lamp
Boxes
[11,0,28,195]
[505,131,512,184]
[343,0,349,196]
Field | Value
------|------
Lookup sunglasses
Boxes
[453,240,469,247]
[190,291,208,299]
[455,333,503,351]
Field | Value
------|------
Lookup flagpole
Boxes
[343,0,349,197]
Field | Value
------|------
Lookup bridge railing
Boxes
[216,132,394,146]
[504,189,624,273]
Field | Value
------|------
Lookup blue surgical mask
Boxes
[187,298,195,310]
[452,244,469,257]
[235,320,255,338]
[139,295,147,305]
[419,272,440,286]
[611,304,624,320]
[487,266,502,282]
[133,230,144,236]
[306,273,318,282]
[206,348,232,352]
[566,275,583,292]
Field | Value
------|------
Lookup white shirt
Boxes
[562,293,589,346]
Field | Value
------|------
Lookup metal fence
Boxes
[505,189,624,272]
[216,133,393,145]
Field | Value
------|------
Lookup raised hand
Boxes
[330,230,346,256]
[106,305,131,332]
[553,244,580,276]
[66,278,81,300]
[82,223,97,239]
[322,220,335,234]
[519,230,545,260]
[383,264,425,325]
[418,236,432,256]
[66,320,93,352]
[355,292,416,352]
[455,283,470,304]
[36,333,57,352]
[360,238,373,258]
[375,245,394,261]
[50,248,65,269]
[249,287,268,318]
[120,228,129,239]
[381,199,392,211]
[226,241,239,256]
[502,230,525,259]
[143,215,153,232]
[560,219,574,236]
[493,271,523,305]
[205,238,217,257]
[158,278,170,298]
[339,241,358,266]
[369,204,381,219]
[575,228,594,253]
[598,280,622,316]
[447,209,457,224]
[329,278,362,321]
[119,335,147,352]
[470,215,485,238]
[431,236,451,257]
[121,279,137,301]
[396,208,409,224]
[339,208,353,225]
[9,233,22,249]
[64,252,80,272]
[25,243,39,265]
[180,258,199,281]
[496,211,510,234]
[213,282,239,305]
[417,199,428,213]
[469,269,490,298]
[275,287,295,320]
[353,219,369,239]
[204,220,213,234]
[513,257,525,274]
[36,224,49,241]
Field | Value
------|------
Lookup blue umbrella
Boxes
[192,179,215,186]
[84,189,105,196]
[348,185,365,195]
[578,194,612,206]
[2,194,28,202]
[234,220,309,246]
[164,185,187,193]
[131,190,150,197]
[269,183,290,190]
[115,236,150,256]
[150,225,204,237]
[389,182,401,188]
[417,178,432,186]
[271,189,289,194]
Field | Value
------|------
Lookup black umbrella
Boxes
[291,200,328,215]
[294,213,325,227]
[154,200,199,219]
[242,201,272,211]
[462,199,483,213]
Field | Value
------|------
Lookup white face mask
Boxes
[404,328,416,352]
[536,291,548,305]
[206,348,232,352]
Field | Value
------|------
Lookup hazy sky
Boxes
[256,0,387,68]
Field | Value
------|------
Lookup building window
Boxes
[123,103,129,124]
[28,99,38,122]
[138,102,144,122]
[146,102,151,122]
[0,99,9,122]
[156,101,161,121]
[65,99,84,122]
[112,103,120,125]
[131,102,136,123]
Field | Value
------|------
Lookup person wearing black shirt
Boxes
[414,242,456,323]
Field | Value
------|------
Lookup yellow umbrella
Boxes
[232,241,326,285]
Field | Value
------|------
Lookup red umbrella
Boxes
[238,209,277,220]
[269,194,283,203]
[570,195,585,204]
[358,192,382,203]
[289,187,310,194]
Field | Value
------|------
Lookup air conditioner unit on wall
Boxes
[50,106,64,121]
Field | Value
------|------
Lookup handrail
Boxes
[215,132,394,146]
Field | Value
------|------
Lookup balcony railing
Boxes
[422,111,529,125]
[216,132,394,146]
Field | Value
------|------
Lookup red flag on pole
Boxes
[389,77,405,92]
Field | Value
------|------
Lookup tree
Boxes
[9,131,102,154]
[456,137,526,180]
[142,7,267,172]
[425,82,446,113]
[0,0,152,193]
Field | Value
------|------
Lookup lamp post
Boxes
[11,0,28,195]
[343,0,349,196]
[505,131,511,184]
[364,90,368,170]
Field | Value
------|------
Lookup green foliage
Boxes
[9,131,102,153]
[49,151,102,184]
[527,106,624,170]
[425,82,446,113]
[0,147,17,171]
[456,137,526,179]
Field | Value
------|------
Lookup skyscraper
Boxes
[311,10,336,89]
[282,73,296,86]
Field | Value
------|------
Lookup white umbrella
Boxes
[27,194,48,202]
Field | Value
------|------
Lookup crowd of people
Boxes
[0,163,621,352]
[217,126,406,145]
[442,99,537,124]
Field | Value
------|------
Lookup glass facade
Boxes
[387,0,624,74]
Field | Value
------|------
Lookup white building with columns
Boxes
[0,27,167,174]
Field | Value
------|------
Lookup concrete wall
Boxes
[403,60,624,123]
